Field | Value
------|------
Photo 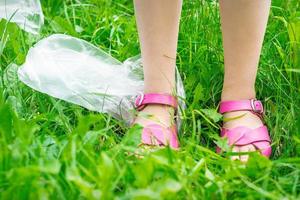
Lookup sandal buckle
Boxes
[250,99,264,114]
[134,92,144,108]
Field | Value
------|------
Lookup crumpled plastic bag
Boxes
[0,0,44,34]
[18,34,186,126]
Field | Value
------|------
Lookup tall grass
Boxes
[0,0,299,199]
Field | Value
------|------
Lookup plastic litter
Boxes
[0,0,44,34]
[18,34,186,126]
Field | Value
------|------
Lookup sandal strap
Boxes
[219,99,264,114]
[141,124,179,149]
[134,93,177,111]
[221,125,271,146]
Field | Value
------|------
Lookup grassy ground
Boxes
[0,0,300,199]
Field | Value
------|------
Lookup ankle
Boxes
[143,88,175,95]
[221,85,256,101]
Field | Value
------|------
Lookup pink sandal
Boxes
[217,99,272,157]
[133,93,180,149]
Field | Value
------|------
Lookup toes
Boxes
[248,144,256,152]
[239,145,256,163]
[230,145,256,162]
[239,145,250,162]
[231,146,239,161]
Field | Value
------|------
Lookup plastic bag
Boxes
[0,0,44,34]
[18,34,186,126]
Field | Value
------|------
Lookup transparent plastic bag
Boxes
[0,0,44,34]
[18,34,186,126]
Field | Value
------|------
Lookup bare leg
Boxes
[220,0,271,161]
[133,0,182,127]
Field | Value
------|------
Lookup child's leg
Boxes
[133,0,182,127]
[220,0,271,161]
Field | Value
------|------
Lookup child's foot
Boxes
[222,111,263,162]
[131,93,179,149]
[133,104,175,148]
[218,99,272,162]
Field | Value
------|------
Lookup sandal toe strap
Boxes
[141,124,179,149]
[222,125,271,146]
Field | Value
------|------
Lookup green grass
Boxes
[0,0,300,199]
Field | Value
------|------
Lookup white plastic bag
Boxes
[18,34,186,126]
[0,0,44,34]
